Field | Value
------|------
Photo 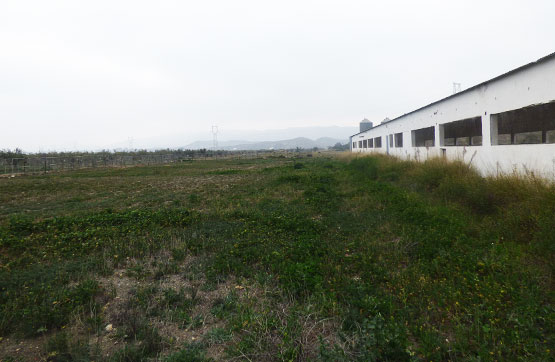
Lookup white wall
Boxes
[352,56,555,178]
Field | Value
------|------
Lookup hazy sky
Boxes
[1,0,554,151]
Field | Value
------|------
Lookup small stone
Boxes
[105,324,113,332]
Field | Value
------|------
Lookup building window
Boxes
[363,139,368,148]
[412,126,435,147]
[442,116,482,146]
[374,137,382,148]
[368,138,374,148]
[491,101,555,145]
[388,134,393,148]
[358,140,362,148]
[352,142,356,149]
[395,133,403,147]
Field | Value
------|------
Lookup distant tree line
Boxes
[0,148,232,161]
[328,142,349,151]
[1,144,350,161]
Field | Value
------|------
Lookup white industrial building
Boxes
[351,53,555,178]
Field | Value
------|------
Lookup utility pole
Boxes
[211,125,219,150]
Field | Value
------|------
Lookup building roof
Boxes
[351,52,555,137]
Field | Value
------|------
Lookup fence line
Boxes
[0,150,295,175]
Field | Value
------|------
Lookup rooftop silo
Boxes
[359,118,373,132]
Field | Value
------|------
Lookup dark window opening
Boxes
[395,133,403,147]
[443,116,482,146]
[358,141,362,148]
[368,138,374,148]
[412,126,435,147]
[363,139,368,148]
[374,137,382,148]
[492,101,555,145]
[352,142,356,149]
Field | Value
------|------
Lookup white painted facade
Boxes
[351,54,555,178]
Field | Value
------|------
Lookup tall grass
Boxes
[352,154,555,248]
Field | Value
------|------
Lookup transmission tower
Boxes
[453,82,461,94]
[211,125,219,150]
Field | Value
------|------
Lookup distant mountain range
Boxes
[185,137,348,150]
[106,125,358,151]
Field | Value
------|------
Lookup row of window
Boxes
[354,135,388,149]
[353,132,405,149]
[352,100,555,149]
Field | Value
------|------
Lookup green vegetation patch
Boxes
[0,155,553,361]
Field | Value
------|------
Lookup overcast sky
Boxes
[1,0,554,151]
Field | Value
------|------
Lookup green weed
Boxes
[0,154,552,360]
